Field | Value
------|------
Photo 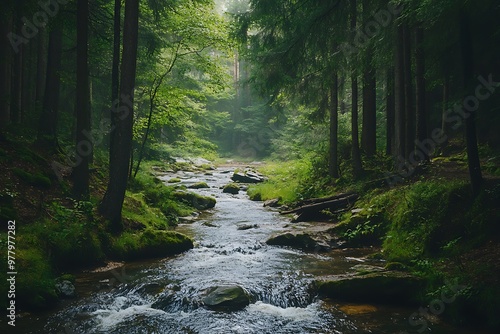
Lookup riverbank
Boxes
[12,163,485,334]
[0,135,218,312]
[247,154,500,332]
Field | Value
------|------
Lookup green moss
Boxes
[110,229,193,260]
[58,273,76,283]
[223,183,240,194]
[122,191,171,229]
[188,182,210,189]
[385,262,408,271]
[0,245,57,310]
[167,178,182,183]
[382,180,469,262]
[12,168,52,189]
[173,191,216,210]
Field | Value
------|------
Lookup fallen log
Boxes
[280,193,358,222]
[294,191,357,207]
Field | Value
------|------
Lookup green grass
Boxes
[247,159,328,204]
[123,191,172,230]
[382,180,469,262]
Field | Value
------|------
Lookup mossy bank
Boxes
[0,138,216,311]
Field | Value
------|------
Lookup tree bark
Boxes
[441,75,450,136]
[350,0,363,177]
[394,24,406,162]
[10,16,23,124]
[106,0,121,151]
[73,0,91,199]
[360,0,376,157]
[37,27,63,148]
[403,24,415,158]
[386,68,395,156]
[415,26,428,161]
[361,62,376,157]
[0,17,12,130]
[100,0,140,232]
[329,72,339,179]
[35,28,47,111]
[459,10,482,196]
[281,193,358,215]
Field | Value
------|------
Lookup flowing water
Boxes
[16,166,486,334]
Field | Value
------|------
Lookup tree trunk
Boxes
[73,0,91,199]
[350,0,363,176]
[37,27,63,148]
[415,26,428,161]
[329,72,339,179]
[107,0,121,151]
[351,74,363,176]
[386,68,395,156]
[441,75,450,136]
[360,0,376,157]
[394,24,406,162]
[35,28,47,112]
[459,10,482,196]
[100,0,140,232]
[361,62,376,157]
[10,16,23,124]
[24,35,37,117]
[0,17,12,130]
[403,24,415,158]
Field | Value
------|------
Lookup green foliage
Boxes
[0,239,57,310]
[0,187,18,223]
[11,248,57,309]
[122,192,170,230]
[12,168,52,189]
[110,229,193,260]
[32,200,105,269]
[379,180,469,261]
[132,0,232,163]
[248,158,329,203]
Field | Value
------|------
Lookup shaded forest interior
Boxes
[0,0,500,331]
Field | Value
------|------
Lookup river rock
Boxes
[202,285,250,311]
[173,191,216,210]
[350,264,386,274]
[55,280,76,298]
[188,182,210,189]
[223,183,240,194]
[237,224,259,230]
[231,172,264,183]
[266,233,320,251]
[316,271,424,304]
[263,198,280,207]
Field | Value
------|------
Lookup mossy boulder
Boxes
[223,183,240,194]
[266,233,319,251]
[188,182,209,189]
[202,285,250,311]
[167,178,182,183]
[111,229,194,260]
[173,191,216,210]
[316,271,424,304]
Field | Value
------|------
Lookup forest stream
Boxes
[17,166,484,334]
